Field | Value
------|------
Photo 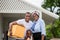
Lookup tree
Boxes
[42,0,60,15]
[56,9,60,15]
[46,17,60,40]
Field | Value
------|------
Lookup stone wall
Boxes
[50,38,60,40]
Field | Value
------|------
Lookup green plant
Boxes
[46,17,60,40]
[46,24,53,40]
[51,19,60,38]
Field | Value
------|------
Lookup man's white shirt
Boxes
[16,19,33,31]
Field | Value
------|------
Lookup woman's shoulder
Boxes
[38,18,45,22]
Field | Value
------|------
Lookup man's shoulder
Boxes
[16,19,25,22]
[17,19,25,21]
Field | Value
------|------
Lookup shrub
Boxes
[46,17,60,40]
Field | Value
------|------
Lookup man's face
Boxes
[33,13,39,21]
[25,13,31,22]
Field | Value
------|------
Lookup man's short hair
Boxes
[25,12,31,16]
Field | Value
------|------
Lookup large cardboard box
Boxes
[8,24,25,38]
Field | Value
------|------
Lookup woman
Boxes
[31,11,46,40]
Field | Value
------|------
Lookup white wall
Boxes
[0,14,3,40]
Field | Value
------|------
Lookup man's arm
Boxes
[9,21,16,30]
[9,21,17,36]
[9,19,24,31]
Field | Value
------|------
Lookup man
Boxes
[31,11,46,40]
[9,12,32,40]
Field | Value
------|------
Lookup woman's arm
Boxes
[41,34,44,40]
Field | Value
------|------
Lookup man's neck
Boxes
[26,21,29,23]
[25,20,29,23]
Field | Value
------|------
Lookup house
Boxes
[0,0,59,40]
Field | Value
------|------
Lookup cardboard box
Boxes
[8,24,25,38]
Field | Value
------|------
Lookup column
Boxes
[0,14,3,40]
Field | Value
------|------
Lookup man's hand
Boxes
[9,21,17,36]
[10,30,12,36]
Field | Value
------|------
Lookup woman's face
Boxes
[33,13,39,21]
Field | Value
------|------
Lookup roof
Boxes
[22,0,59,19]
[0,0,59,19]
[0,0,37,13]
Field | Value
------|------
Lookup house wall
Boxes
[0,14,3,40]
[42,13,55,24]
